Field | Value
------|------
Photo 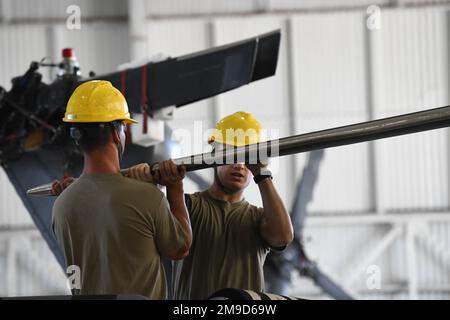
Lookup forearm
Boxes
[166,183,192,254]
[258,179,294,247]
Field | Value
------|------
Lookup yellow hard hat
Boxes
[63,80,138,124]
[208,111,263,147]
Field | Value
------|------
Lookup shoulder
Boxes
[53,178,84,206]
[235,199,262,216]
[234,202,264,227]
[249,203,264,215]
[115,178,169,215]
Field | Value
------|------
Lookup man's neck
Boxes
[208,182,245,203]
[83,145,120,174]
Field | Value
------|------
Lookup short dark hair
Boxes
[70,121,122,152]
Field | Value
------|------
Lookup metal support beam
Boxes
[27,106,450,196]
[128,0,148,61]
[306,212,450,226]
[142,2,450,21]
[159,105,450,173]
[363,7,383,215]
[15,237,68,293]
[285,17,299,185]
[406,222,419,299]
[0,225,40,240]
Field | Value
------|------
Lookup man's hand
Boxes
[154,160,186,187]
[51,177,75,196]
[127,163,154,183]
[246,159,269,177]
[157,160,191,260]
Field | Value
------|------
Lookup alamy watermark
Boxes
[366,264,381,290]
[170,121,281,173]
[66,5,81,30]
[66,265,81,291]
[366,5,381,30]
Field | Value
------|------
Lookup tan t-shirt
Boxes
[52,172,188,299]
[172,191,269,300]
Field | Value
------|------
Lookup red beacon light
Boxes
[62,48,75,59]
[57,48,81,77]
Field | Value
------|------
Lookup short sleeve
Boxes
[153,196,189,257]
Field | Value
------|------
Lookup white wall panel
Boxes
[1,2,450,300]
[371,8,450,211]
[0,236,68,296]
[0,241,6,293]
[3,0,126,20]
[145,0,256,16]
[376,131,449,211]
[305,224,394,282]
[398,0,450,5]
[145,19,213,195]
[291,12,372,213]
[146,19,209,58]
[214,16,289,118]
[0,24,49,90]
[299,220,450,299]
[0,25,49,226]
[416,221,450,287]
[146,19,211,121]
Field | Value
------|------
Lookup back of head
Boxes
[63,80,138,152]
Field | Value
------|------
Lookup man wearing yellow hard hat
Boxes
[129,111,294,299]
[51,80,192,299]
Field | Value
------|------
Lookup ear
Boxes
[111,127,120,144]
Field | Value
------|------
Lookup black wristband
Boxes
[253,173,273,184]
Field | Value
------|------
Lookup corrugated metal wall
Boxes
[292,11,373,213]
[0,25,49,90]
[212,15,292,206]
[1,0,126,20]
[145,3,450,299]
[141,0,450,16]
[144,0,257,16]
[293,218,450,299]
